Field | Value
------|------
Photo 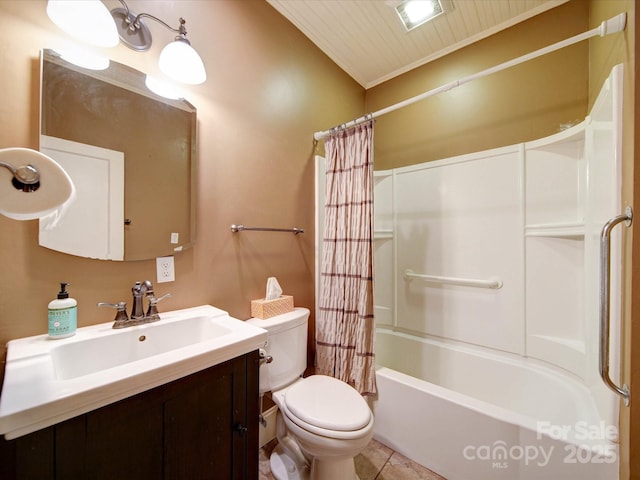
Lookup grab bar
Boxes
[231,224,304,234]
[403,270,503,289]
[599,206,632,406]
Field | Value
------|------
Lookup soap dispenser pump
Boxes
[48,282,77,339]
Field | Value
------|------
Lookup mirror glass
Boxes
[39,49,196,261]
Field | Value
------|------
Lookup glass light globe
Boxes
[46,0,119,48]
[145,75,183,100]
[60,48,110,70]
[158,39,207,85]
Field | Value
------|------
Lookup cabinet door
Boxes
[60,389,164,479]
[163,355,250,479]
[0,426,54,479]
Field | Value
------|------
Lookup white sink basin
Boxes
[51,314,232,380]
[0,305,267,440]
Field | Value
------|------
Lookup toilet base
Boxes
[270,443,361,480]
[310,456,359,480]
[270,443,310,480]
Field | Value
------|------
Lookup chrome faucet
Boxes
[98,280,171,329]
[130,281,146,320]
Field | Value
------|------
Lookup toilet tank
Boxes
[247,308,309,393]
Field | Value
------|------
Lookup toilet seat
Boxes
[281,375,373,439]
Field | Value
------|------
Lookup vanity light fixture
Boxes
[111,0,207,85]
[394,0,446,31]
[46,0,119,47]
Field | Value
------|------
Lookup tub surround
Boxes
[373,335,617,480]
[367,65,625,479]
[373,364,618,480]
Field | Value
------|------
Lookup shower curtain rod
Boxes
[313,12,627,141]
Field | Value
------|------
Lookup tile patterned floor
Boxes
[259,438,446,480]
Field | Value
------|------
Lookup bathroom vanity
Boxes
[0,305,267,479]
[0,352,259,479]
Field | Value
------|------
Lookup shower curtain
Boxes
[316,120,377,396]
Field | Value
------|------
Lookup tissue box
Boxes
[251,295,294,319]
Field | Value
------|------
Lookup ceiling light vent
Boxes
[394,0,449,31]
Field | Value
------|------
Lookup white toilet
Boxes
[248,308,374,480]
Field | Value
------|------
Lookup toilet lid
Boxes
[284,375,371,431]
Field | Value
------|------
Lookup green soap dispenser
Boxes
[48,282,77,339]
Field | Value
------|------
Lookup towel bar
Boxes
[231,224,304,234]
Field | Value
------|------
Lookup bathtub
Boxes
[371,328,619,480]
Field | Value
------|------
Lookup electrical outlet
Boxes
[156,256,175,283]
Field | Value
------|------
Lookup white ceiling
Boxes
[266,0,569,88]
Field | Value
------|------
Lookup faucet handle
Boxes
[146,293,172,320]
[97,301,129,329]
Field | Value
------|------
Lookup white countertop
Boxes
[0,305,267,439]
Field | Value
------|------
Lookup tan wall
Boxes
[367,0,589,171]
[0,1,364,372]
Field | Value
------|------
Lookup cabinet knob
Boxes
[235,423,248,436]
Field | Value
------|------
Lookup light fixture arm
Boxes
[117,0,131,18]
[116,0,190,43]
[133,14,187,39]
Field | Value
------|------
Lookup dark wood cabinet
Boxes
[0,350,260,480]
